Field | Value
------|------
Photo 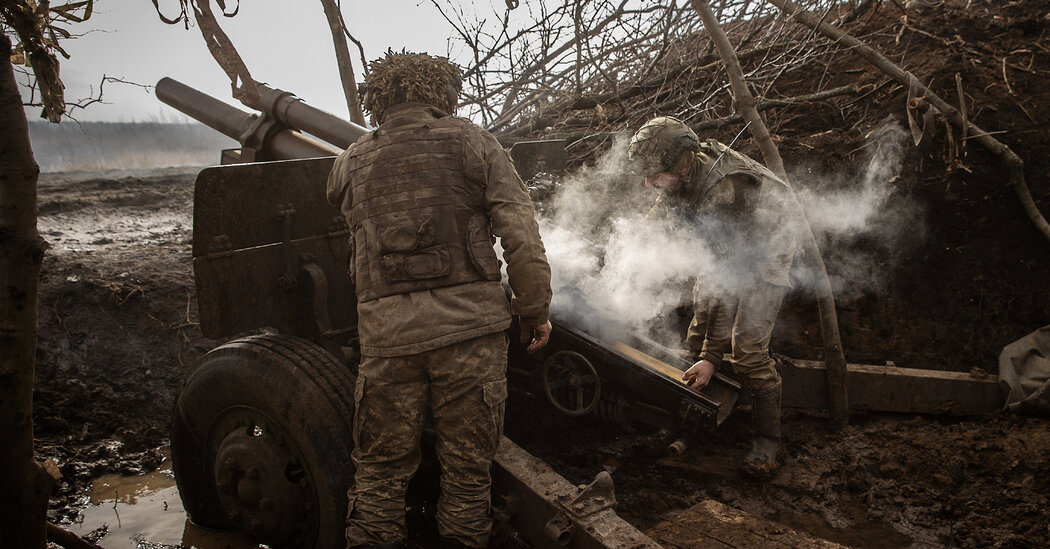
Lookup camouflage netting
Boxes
[364,51,462,126]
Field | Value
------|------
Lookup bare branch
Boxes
[320,0,366,125]
[765,0,1050,243]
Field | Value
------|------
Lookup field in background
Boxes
[28,121,237,173]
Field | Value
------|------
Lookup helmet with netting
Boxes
[627,116,700,176]
[361,50,462,125]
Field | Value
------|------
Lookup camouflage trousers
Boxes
[345,331,508,548]
[685,279,788,387]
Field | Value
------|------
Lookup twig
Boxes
[958,130,1008,141]
[955,72,967,142]
[688,84,859,131]
[113,489,121,528]
[1014,100,1036,124]
[1001,57,1014,95]
[170,291,200,329]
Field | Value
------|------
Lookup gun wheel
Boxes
[541,350,601,417]
[171,334,356,548]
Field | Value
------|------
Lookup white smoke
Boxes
[795,119,911,235]
[791,116,924,300]
[535,117,923,344]
[536,136,712,343]
[542,215,714,342]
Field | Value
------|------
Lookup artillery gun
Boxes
[156,76,744,548]
[158,74,1012,547]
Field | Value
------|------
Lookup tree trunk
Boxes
[0,33,54,549]
[319,0,366,126]
[764,0,1050,243]
[691,0,849,427]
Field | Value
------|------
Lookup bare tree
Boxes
[0,1,95,545]
[154,0,365,126]
[431,0,863,153]
[320,0,366,125]
[0,34,53,549]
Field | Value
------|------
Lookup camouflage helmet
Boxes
[627,116,700,176]
[361,50,463,125]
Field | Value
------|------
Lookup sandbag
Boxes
[999,325,1050,416]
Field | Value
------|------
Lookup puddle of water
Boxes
[773,502,915,549]
[66,460,263,549]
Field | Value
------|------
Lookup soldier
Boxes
[628,116,801,479]
[326,52,553,549]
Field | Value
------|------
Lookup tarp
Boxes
[999,324,1050,416]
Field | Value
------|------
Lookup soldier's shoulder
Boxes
[431,114,477,130]
[429,115,491,143]
[342,129,381,157]
[347,128,379,147]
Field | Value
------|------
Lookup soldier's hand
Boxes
[682,359,716,391]
[520,319,552,354]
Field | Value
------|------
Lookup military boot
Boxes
[739,378,784,480]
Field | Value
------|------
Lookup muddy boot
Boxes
[739,379,784,480]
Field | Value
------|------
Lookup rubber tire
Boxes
[171,333,357,549]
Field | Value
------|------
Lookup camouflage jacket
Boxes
[327,103,552,357]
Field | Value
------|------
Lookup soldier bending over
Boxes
[628,116,803,479]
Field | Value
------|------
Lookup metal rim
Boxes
[206,406,315,546]
[541,350,602,417]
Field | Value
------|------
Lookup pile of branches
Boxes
[437,0,882,147]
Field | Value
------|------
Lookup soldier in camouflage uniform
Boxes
[326,52,553,549]
[628,116,802,479]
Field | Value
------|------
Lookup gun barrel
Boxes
[156,77,254,141]
[157,77,340,160]
[250,82,368,149]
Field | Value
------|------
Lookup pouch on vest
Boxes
[376,218,452,281]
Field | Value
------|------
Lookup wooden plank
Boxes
[604,338,1001,416]
[647,499,846,548]
[780,358,1003,416]
[610,341,685,380]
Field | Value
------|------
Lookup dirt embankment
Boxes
[767,0,1050,372]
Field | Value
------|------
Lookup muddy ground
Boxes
[32,164,1049,549]
[30,1,1050,547]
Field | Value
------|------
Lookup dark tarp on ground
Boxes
[999,325,1050,416]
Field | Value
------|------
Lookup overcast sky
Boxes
[30,0,471,123]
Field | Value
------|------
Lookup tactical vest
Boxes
[685,139,799,285]
[340,118,502,302]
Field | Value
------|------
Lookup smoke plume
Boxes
[790,117,924,300]
[532,117,922,347]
